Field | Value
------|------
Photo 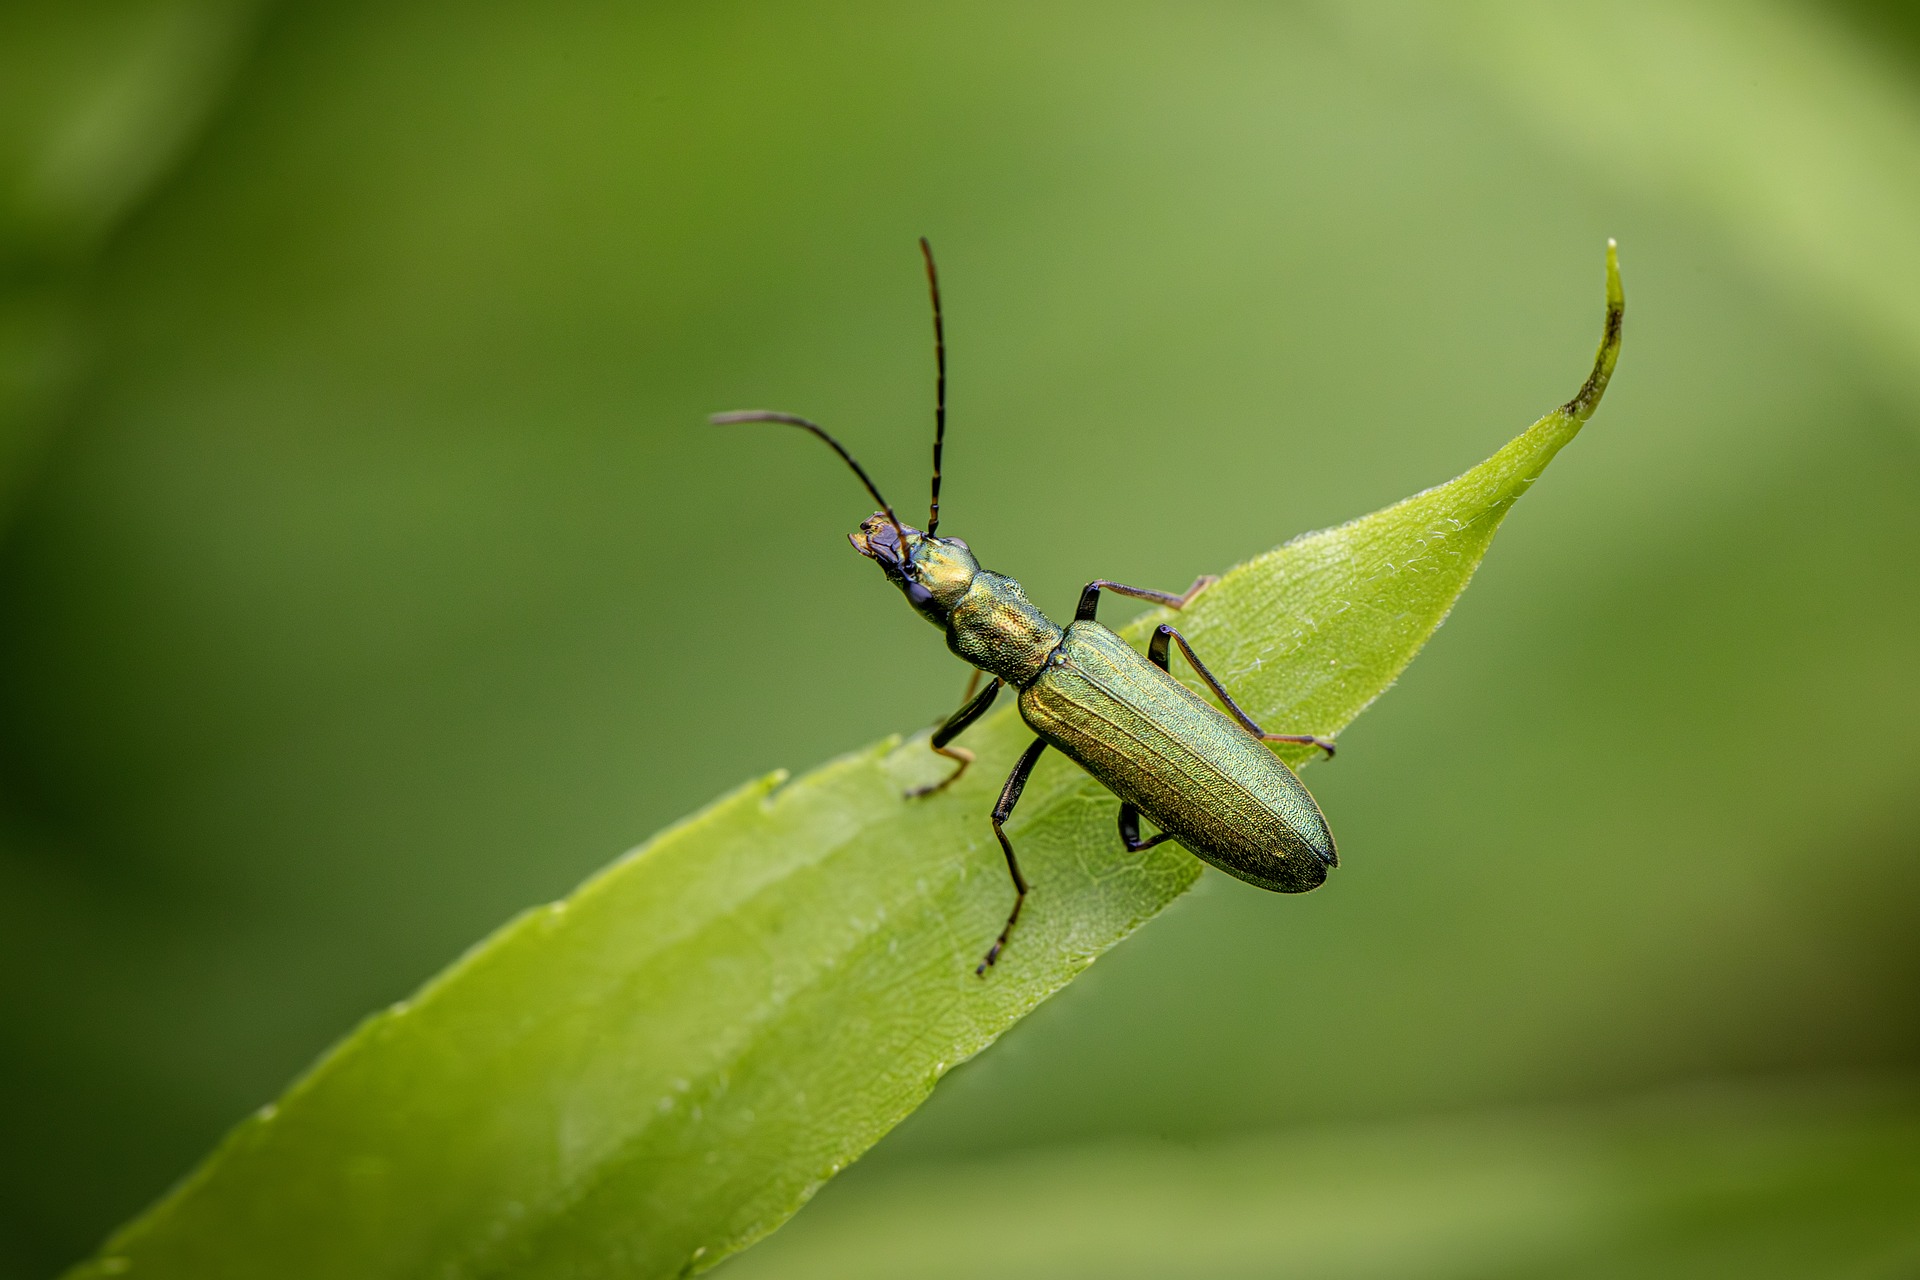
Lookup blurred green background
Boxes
[3,1,1918,1276]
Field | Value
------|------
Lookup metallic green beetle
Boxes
[715,240,1336,974]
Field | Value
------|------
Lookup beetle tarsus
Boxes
[976,872,1024,976]
[1260,733,1335,758]
[976,907,1018,975]
[1177,574,1219,606]
[904,744,974,798]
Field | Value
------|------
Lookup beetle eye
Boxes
[905,581,935,608]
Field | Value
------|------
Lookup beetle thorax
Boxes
[944,572,1063,687]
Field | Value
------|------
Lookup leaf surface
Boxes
[69,246,1623,1280]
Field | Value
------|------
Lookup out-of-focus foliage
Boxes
[729,1079,1920,1280]
[65,325,1620,1278]
[1,1,1916,1277]
[0,0,262,515]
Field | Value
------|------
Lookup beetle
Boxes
[714,240,1336,974]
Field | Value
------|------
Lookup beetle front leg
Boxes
[905,674,1004,798]
[1074,574,1218,623]
[1148,625,1336,757]
[978,736,1047,975]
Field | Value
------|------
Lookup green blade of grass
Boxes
[67,245,1623,1280]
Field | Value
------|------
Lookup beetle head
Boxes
[851,512,978,626]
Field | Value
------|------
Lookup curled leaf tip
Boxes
[1562,240,1625,422]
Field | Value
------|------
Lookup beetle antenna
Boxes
[708,411,910,552]
[919,236,947,535]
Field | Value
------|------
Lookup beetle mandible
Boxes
[713,239,1337,975]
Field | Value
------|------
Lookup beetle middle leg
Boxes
[978,736,1047,975]
[905,675,1004,798]
[1149,625,1336,757]
[1075,574,1218,622]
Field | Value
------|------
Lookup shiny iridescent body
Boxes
[714,238,1334,975]
[716,236,1622,972]
[847,515,1335,971]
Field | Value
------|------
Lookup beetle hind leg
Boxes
[1119,801,1176,853]
[1148,624,1335,757]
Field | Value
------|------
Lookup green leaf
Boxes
[67,245,1623,1280]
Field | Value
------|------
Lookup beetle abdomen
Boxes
[1017,621,1334,892]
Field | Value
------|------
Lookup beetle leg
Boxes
[1074,574,1218,623]
[978,737,1047,975]
[906,676,1004,798]
[1118,801,1176,853]
[911,744,974,797]
[1149,624,1336,758]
